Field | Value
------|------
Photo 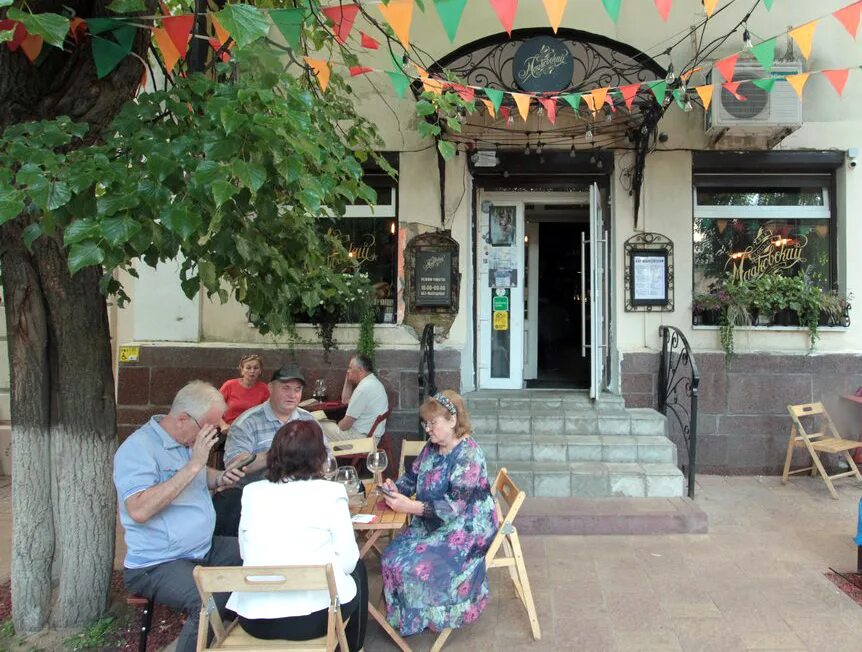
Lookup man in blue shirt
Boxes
[114,381,245,652]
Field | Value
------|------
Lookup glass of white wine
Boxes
[335,466,362,506]
[322,454,338,481]
[366,450,388,485]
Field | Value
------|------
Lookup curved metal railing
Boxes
[658,325,700,499]
[417,324,436,438]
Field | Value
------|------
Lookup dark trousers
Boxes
[124,536,242,652]
[238,560,368,652]
[213,487,243,537]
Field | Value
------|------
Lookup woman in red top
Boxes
[219,354,270,431]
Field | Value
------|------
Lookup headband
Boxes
[432,392,457,415]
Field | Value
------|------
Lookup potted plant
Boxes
[692,292,722,325]
[718,279,753,360]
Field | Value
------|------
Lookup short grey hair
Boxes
[169,381,226,420]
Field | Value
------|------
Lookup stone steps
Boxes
[474,434,677,465]
[470,408,667,437]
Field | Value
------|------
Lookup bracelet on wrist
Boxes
[421,501,435,519]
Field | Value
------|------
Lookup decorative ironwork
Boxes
[418,323,437,438]
[658,326,700,499]
[624,232,674,312]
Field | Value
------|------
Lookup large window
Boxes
[693,177,833,297]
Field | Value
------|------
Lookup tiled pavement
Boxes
[2,474,862,651]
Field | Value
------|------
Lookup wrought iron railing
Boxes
[658,325,700,499]
[418,324,436,438]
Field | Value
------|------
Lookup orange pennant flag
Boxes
[822,68,850,96]
[481,98,497,118]
[211,14,231,47]
[833,2,861,39]
[423,78,444,95]
[789,20,818,60]
[785,72,810,97]
[715,53,739,82]
[414,64,429,79]
[20,33,43,63]
[377,0,413,50]
[582,93,596,114]
[538,97,557,123]
[153,27,181,72]
[703,0,718,18]
[619,83,640,111]
[694,84,714,111]
[722,81,746,101]
[304,57,330,92]
[511,92,531,121]
[590,87,609,115]
[541,0,567,33]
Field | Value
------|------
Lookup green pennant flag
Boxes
[88,19,136,78]
[763,0,773,9]
[751,37,776,72]
[601,0,622,22]
[484,87,504,112]
[433,0,468,42]
[269,8,305,51]
[752,78,776,92]
[672,87,686,109]
[648,80,667,104]
[561,93,582,111]
[387,71,411,98]
[86,17,125,35]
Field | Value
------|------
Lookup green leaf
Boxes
[0,0,12,7]
[216,4,269,48]
[67,240,105,275]
[106,0,146,13]
[437,140,456,160]
[194,160,222,186]
[161,204,201,240]
[45,181,71,210]
[21,223,42,249]
[101,216,141,246]
[233,160,267,193]
[7,8,69,49]
[64,218,100,245]
[211,180,237,207]
[416,100,436,116]
[0,28,14,43]
[0,189,25,225]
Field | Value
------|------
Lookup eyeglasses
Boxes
[187,413,223,437]
[422,418,443,430]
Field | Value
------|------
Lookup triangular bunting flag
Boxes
[601,0,621,23]
[648,80,667,104]
[694,84,713,111]
[0,19,27,52]
[715,53,739,82]
[561,92,582,112]
[387,70,411,98]
[703,0,718,18]
[785,72,810,97]
[433,0,468,42]
[511,92,531,121]
[499,106,511,122]
[751,37,776,72]
[488,0,518,36]
[209,37,231,62]
[20,33,42,62]
[322,5,359,44]
[605,93,617,112]
[823,68,850,96]
[349,66,373,76]
[378,0,413,49]
[789,20,818,60]
[590,87,609,115]
[69,17,87,43]
[484,87,504,112]
[91,32,133,78]
[654,0,672,22]
[582,93,596,114]
[162,14,194,60]
[763,0,773,9]
[451,83,475,102]
[414,64,429,79]
[541,0,567,33]
[834,2,861,39]
[722,81,746,101]
[481,98,496,118]
[360,32,379,49]
[269,9,304,51]
[423,78,444,95]
[752,78,776,92]
[211,14,231,47]
[619,83,640,110]
[538,97,557,123]
[153,26,181,72]
[304,57,330,92]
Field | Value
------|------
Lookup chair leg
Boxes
[509,529,541,641]
[430,628,452,652]
[810,454,840,499]
[781,437,796,484]
[844,451,862,482]
[138,598,154,652]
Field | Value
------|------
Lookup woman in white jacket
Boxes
[226,419,367,650]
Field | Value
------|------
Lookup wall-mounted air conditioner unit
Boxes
[705,60,803,134]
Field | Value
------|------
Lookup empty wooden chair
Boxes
[193,564,349,651]
[430,467,541,652]
[331,437,376,458]
[783,402,862,499]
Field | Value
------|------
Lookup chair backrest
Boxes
[787,402,839,441]
[332,437,376,457]
[485,467,526,567]
[399,439,427,477]
[367,409,391,440]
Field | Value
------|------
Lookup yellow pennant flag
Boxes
[211,14,231,47]
[153,27,181,72]
[304,57,331,92]
[785,72,810,98]
[590,87,609,115]
[789,20,818,60]
[378,0,414,50]
[582,93,596,114]
[512,92,531,121]
[703,0,718,18]
[423,78,444,95]
[694,84,714,111]
[481,98,497,118]
[541,0,568,33]
[414,64,429,79]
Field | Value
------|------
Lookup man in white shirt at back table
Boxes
[320,353,389,443]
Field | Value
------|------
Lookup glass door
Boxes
[585,183,609,398]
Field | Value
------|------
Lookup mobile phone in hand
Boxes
[377,484,395,498]
[226,453,256,472]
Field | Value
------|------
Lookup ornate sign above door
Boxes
[512,36,574,93]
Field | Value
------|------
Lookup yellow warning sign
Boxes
[493,310,509,331]
[119,346,140,363]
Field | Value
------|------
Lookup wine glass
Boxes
[366,450,388,485]
[313,379,327,402]
[322,454,338,481]
[335,466,362,506]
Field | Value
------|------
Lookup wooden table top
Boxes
[351,482,408,531]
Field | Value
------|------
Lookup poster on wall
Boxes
[415,251,452,306]
[630,250,668,306]
[489,205,515,246]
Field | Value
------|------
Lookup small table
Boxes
[351,482,411,652]
[304,400,348,421]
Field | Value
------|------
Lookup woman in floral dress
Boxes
[380,390,499,637]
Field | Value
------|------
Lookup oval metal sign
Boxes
[513,36,574,93]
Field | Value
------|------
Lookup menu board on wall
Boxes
[415,251,452,306]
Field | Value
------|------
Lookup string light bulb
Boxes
[683,93,694,112]
[585,127,594,143]
[742,23,753,50]
[569,138,576,158]
[665,60,676,85]
[536,141,543,155]
[524,142,531,156]
[507,114,515,125]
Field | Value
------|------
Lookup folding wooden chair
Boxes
[430,468,541,652]
[338,409,391,470]
[783,402,862,499]
[398,439,427,478]
[193,564,349,651]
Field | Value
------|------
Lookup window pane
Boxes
[693,218,831,293]
[696,187,825,207]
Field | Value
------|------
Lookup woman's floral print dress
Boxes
[381,437,498,636]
